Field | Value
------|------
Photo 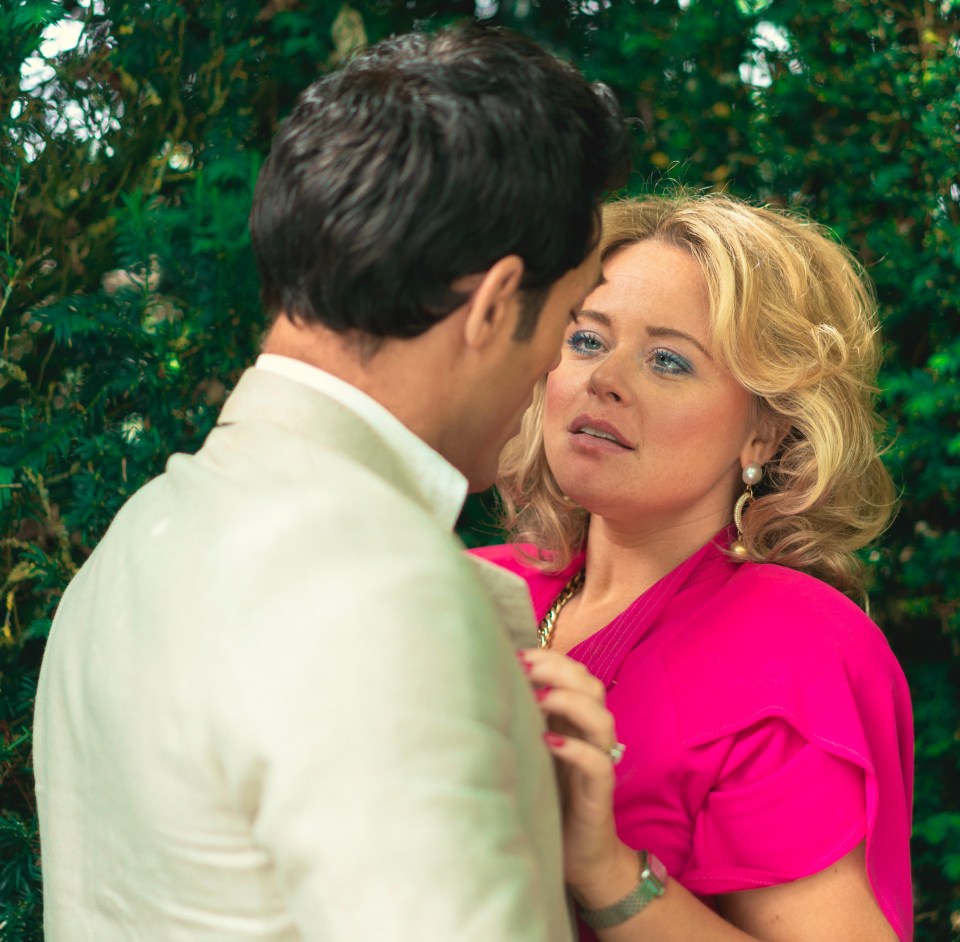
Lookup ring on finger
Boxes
[605,741,627,765]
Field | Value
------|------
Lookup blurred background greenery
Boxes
[1,1,958,938]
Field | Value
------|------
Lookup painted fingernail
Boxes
[535,686,551,702]
[544,732,565,747]
[516,652,533,674]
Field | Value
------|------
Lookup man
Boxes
[34,24,628,941]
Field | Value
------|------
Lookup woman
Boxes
[476,194,912,941]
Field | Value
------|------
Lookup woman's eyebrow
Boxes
[574,308,612,326]
[646,325,712,358]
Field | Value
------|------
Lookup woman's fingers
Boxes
[518,647,606,701]
[538,686,617,751]
[518,647,620,759]
[544,731,616,796]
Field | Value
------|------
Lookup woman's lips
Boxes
[567,415,635,450]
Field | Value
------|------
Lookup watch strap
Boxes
[578,850,667,930]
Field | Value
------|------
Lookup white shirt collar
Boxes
[255,354,468,529]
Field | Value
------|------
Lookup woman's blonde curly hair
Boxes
[498,193,896,600]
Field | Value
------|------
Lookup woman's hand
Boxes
[518,648,638,901]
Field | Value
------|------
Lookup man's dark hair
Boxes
[250,23,629,341]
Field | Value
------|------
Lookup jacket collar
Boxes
[216,365,468,531]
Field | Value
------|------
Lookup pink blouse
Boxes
[473,534,914,942]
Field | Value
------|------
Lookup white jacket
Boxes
[35,363,571,942]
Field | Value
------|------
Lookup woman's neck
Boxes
[580,514,722,605]
[546,515,721,655]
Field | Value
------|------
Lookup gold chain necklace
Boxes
[538,568,585,648]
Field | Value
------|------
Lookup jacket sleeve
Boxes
[213,524,572,942]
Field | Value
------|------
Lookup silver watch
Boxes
[578,850,668,930]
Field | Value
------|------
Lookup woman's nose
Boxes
[587,355,629,403]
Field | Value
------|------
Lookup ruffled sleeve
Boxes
[684,717,867,892]
[661,562,913,942]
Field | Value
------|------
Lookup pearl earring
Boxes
[731,463,764,558]
[742,463,764,486]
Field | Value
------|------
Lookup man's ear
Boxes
[460,255,525,350]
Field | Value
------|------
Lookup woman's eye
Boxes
[650,348,692,375]
[566,330,605,355]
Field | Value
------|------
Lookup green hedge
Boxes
[2,1,957,938]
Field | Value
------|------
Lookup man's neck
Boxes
[261,313,457,456]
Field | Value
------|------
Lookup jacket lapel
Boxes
[468,556,540,650]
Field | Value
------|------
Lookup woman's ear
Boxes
[460,255,525,350]
[742,406,790,470]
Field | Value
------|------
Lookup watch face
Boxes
[646,852,668,888]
